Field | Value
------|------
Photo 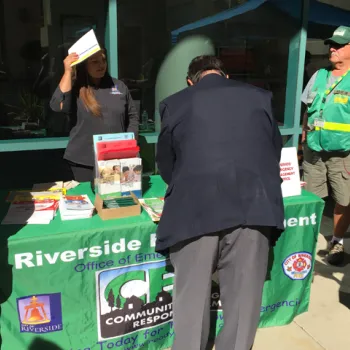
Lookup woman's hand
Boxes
[63,53,79,73]
[59,53,78,95]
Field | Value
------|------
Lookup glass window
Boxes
[170,1,305,127]
[118,0,305,127]
[118,0,235,128]
[0,0,107,141]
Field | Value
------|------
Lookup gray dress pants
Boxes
[169,226,271,350]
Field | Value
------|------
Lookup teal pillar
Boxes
[283,0,310,147]
[105,0,118,78]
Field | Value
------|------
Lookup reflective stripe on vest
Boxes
[315,121,350,132]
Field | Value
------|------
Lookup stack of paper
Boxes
[59,195,95,221]
[2,199,59,225]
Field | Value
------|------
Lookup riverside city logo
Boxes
[282,252,313,280]
[16,293,63,334]
[96,260,174,340]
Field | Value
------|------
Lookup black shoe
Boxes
[326,241,345,266]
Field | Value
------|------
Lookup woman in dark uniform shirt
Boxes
[50,49,139,182]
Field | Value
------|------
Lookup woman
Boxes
[50,49,139,182]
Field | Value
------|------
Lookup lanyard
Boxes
[319,69,350,118]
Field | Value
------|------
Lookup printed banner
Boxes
[1,193,324,349]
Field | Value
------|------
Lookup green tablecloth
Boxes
[0,177,324,350]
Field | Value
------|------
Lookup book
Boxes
[139,198,164,222]
[59,195,95,221]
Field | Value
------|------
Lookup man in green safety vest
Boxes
[301,26,350,266]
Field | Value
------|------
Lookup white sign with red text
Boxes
[280,147,301,198]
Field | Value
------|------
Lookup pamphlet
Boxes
[97,160,122,198]
[119,158,142,198]
[68,29,101,66]
[62,195,94,211]
[280,147,301,197]
[139,198,164,222]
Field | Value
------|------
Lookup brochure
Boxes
[139,198,164,222]
[68,29,100,66]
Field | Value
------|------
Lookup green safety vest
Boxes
[307,68,350,152]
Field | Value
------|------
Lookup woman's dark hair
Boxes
[72,48,110,117]
[187,55,226,84]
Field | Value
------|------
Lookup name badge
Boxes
[111,85,122,95]
[334,90,350,96]
[314,119,325,128]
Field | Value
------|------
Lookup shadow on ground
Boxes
[314,196,350,310]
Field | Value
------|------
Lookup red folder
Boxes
[96,140,139,160]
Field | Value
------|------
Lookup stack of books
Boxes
[59,195,95,221]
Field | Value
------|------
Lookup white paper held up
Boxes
[68,29,100,66]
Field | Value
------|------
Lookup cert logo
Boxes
[96,260,174,340]
[17,293,63,333]
[282,252,312,280]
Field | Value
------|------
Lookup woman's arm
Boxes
[50,53,79,113]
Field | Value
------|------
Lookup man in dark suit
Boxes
[156,55,284,350]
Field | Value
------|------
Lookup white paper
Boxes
[1,202,56,225]
[280,147,302,198]
[68,29,100,66]
[63,180,80,190]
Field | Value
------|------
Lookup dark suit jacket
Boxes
[156,74,284,252]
